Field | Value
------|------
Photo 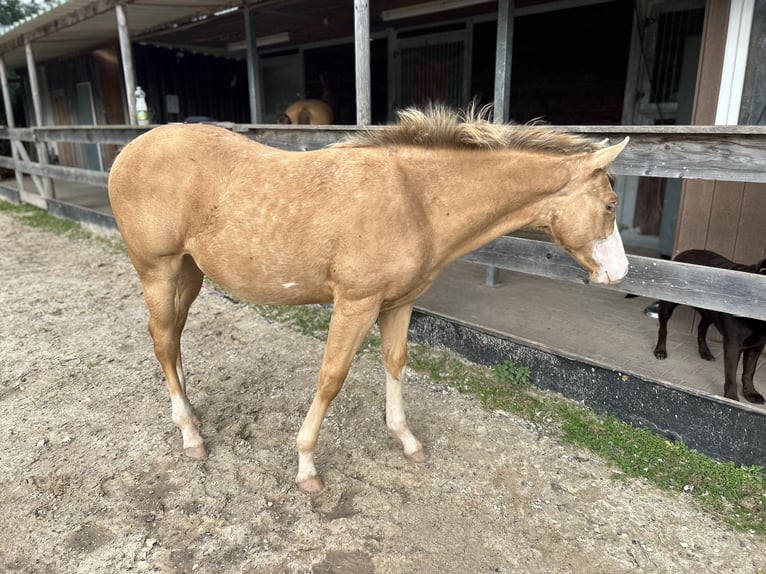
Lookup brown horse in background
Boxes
[277,73,336,125]
[108,107,630,493]
[276,99,334,125]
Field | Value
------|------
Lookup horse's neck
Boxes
[403,148,572,264]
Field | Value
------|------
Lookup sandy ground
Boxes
[1,210,765,574]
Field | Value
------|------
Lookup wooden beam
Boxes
[115,2,137,125]
[0,157,108,187]
[0,55,26,193]
[493,0,513,123]
[23,40,53,198]
[464,235,766,321]
[1,124,766,183]
[244,6,263,124]
[11,140,44,191]
[354,0,371,126]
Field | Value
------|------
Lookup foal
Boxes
[108,107,629,492]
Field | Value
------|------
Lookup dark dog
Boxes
[653,249,766,404]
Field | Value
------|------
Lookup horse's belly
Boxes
[194,253,333,306]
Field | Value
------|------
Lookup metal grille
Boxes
[401,41,464,108]
[649,8,704,103]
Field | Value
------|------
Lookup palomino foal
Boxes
[108,107,629,493]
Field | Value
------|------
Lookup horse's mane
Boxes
[333,105,604,154]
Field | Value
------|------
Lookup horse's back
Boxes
[109,123,261,201]
[108,124,271,257]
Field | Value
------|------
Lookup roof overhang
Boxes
[0,0,504,70]
[0,0,609,72]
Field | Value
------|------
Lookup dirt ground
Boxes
[1,210,765,574]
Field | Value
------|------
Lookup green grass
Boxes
[221,299,766,534]
[0,199,126,253]
[0,200,90,238]
[3,199,765,535]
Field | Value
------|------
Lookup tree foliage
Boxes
[0,1,56,131]
[0,1,55,27]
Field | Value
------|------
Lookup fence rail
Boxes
[1,123,765,320]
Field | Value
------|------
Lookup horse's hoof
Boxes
[297,476,325,494]
[407,448,429,463]
[184,444,208,460]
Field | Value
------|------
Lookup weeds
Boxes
[0,201,89,238]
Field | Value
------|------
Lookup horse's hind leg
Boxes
[295,295,381,493]
[139,255,206,459]
[378,304,426,462]
[174,255,204,393]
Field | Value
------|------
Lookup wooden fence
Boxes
[1,123,765,321]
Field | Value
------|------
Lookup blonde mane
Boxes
[334,105,604,154]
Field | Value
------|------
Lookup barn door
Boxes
[259,52,304,123]
[75,82,103,171]
[51,90,77,167]
[389,27,471,120]
[616,0,704,257]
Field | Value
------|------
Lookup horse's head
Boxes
[543,137,630,285]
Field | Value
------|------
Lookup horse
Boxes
[107,106,630,493]
[276,99,334,125]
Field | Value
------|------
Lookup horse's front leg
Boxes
[379,304,427,462]
[295,296,381,493]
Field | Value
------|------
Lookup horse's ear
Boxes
[590,136,629,169]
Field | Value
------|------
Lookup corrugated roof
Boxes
[0,0,244,69]
[0,0,503,70]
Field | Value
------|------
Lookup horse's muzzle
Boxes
[591,223,629,284]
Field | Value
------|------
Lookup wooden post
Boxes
[245,6,263,124]
[354,0,371,126]
[24,39,54,199]
[486,0,515,287]
[493,0,514,124]
[115,3,137,125]
[0,55,26,196]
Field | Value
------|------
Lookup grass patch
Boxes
[0,199,125,253]
[239,297,766,535]
[5,199,764,535]
[229,299,766,535]
[0,200,89,238]
[411,348,766,535]
[247,301,381,352]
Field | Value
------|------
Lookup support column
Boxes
[245,6,263,123]
[486,0,514,286]
[0,55,26,195]
[115,2,137,125]
[493,0,514,124]
[24,39,53,199]
[354,0,371,126]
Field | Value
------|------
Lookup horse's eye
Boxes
[606,202,616,213]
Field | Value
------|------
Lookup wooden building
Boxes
[0,0,764,261]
